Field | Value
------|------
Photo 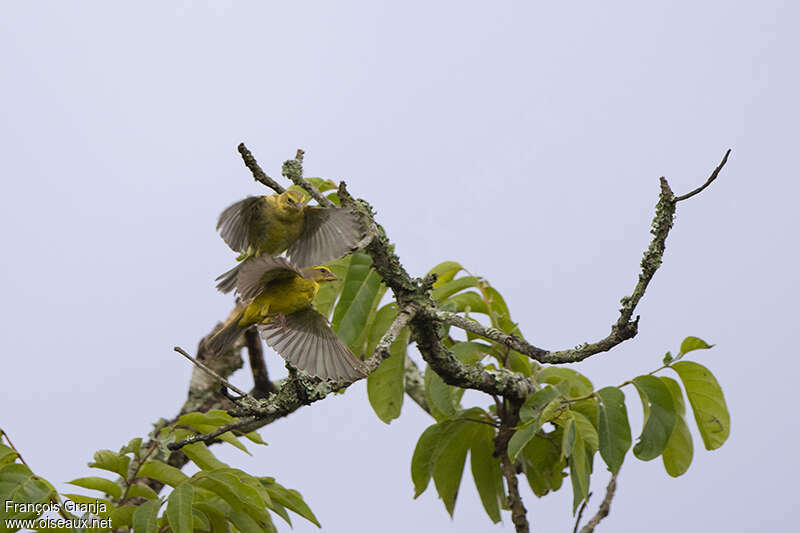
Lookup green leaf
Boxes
[425,366,460,419]
[569,436,590,514]
[89,450,131,478]
[216,431,250,454]
[367,325,409,424]
[132,498,161,533]
[313,255,351,318]
[244,431,268,446]
[522,434,565,497]
[509,350,533,377]
[570,411,599,451]
[632,375,678,461]
[261,479,321,528]
[679,336,713,355]
[561,418,576,459]
[513,387,564,458]
[660,377,694,477]
[469,424,503,523]
[431,276,481,302]
[228,509,275,533]
[182,442,229,471]
[201,469,271,525]
[433,421,475,516]
[445,291,490,315]
[305,177,338,193]
[60,494,114,517]
[571,398,599,429]
[508,421,543,462]
[538,367,593,397]
[483,286,520,335]
[596,386,631,474]
[177,410,236,429]
[0,464,55,519]
[166,483,194,533]
[139,461,190,488]
[411,419,468,498]
[540,397,565,424]
[671,361,730,450]
[451,341,490,365]
[193,502,230,533]
[109,505,137,528]
[67,476,122,500]
[127,483,159,500]
[428,261,464,287]
[121,438,143,456]
[332,252,385,351]
[0,444,18,466]
[365,303,397,356]
[192,507,211,531]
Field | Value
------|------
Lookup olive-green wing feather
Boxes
[216,256,304,300]
[217,196,263,253]
[258,308,367,381]
[287,207,364,267]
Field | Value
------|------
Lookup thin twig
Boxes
[463,417,501,428]
[167,416,257,450]
[674,149,731,202]
[237,143,285,194]
[174,346,249,397]
[579,473,618,533]
[574,493,592,533]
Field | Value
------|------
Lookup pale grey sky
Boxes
[2,1,797,531]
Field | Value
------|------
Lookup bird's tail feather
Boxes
[208,313,246,354]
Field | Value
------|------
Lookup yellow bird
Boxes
[216,189,364,267]
[208,256,367,381]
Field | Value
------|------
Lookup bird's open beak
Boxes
[325,272,338,281]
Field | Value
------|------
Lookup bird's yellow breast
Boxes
[239,276,319,326]
[247,196,304,256]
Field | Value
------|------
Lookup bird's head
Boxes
[303,265,338,282]
[278,189,306,212]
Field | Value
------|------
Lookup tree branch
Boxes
[174,346,249,398]
[363,307,417,372]
[244,327,277,398]
[403,355,429,414]
[578,473,618,533]
[281,150,334,207]
[493,402,529,533]
[237,143,285,193]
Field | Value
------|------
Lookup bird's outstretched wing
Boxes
[216,196,263,253]
[216,256,304,301]
[287,207,364,267]
[258,308,367,381]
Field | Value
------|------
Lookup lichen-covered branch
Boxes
[403,355,429,413]
[281,150,334,208]
[578,473,618,533]
[363,307,417,372]
[237,142,285,194]
[428,153,730,365]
